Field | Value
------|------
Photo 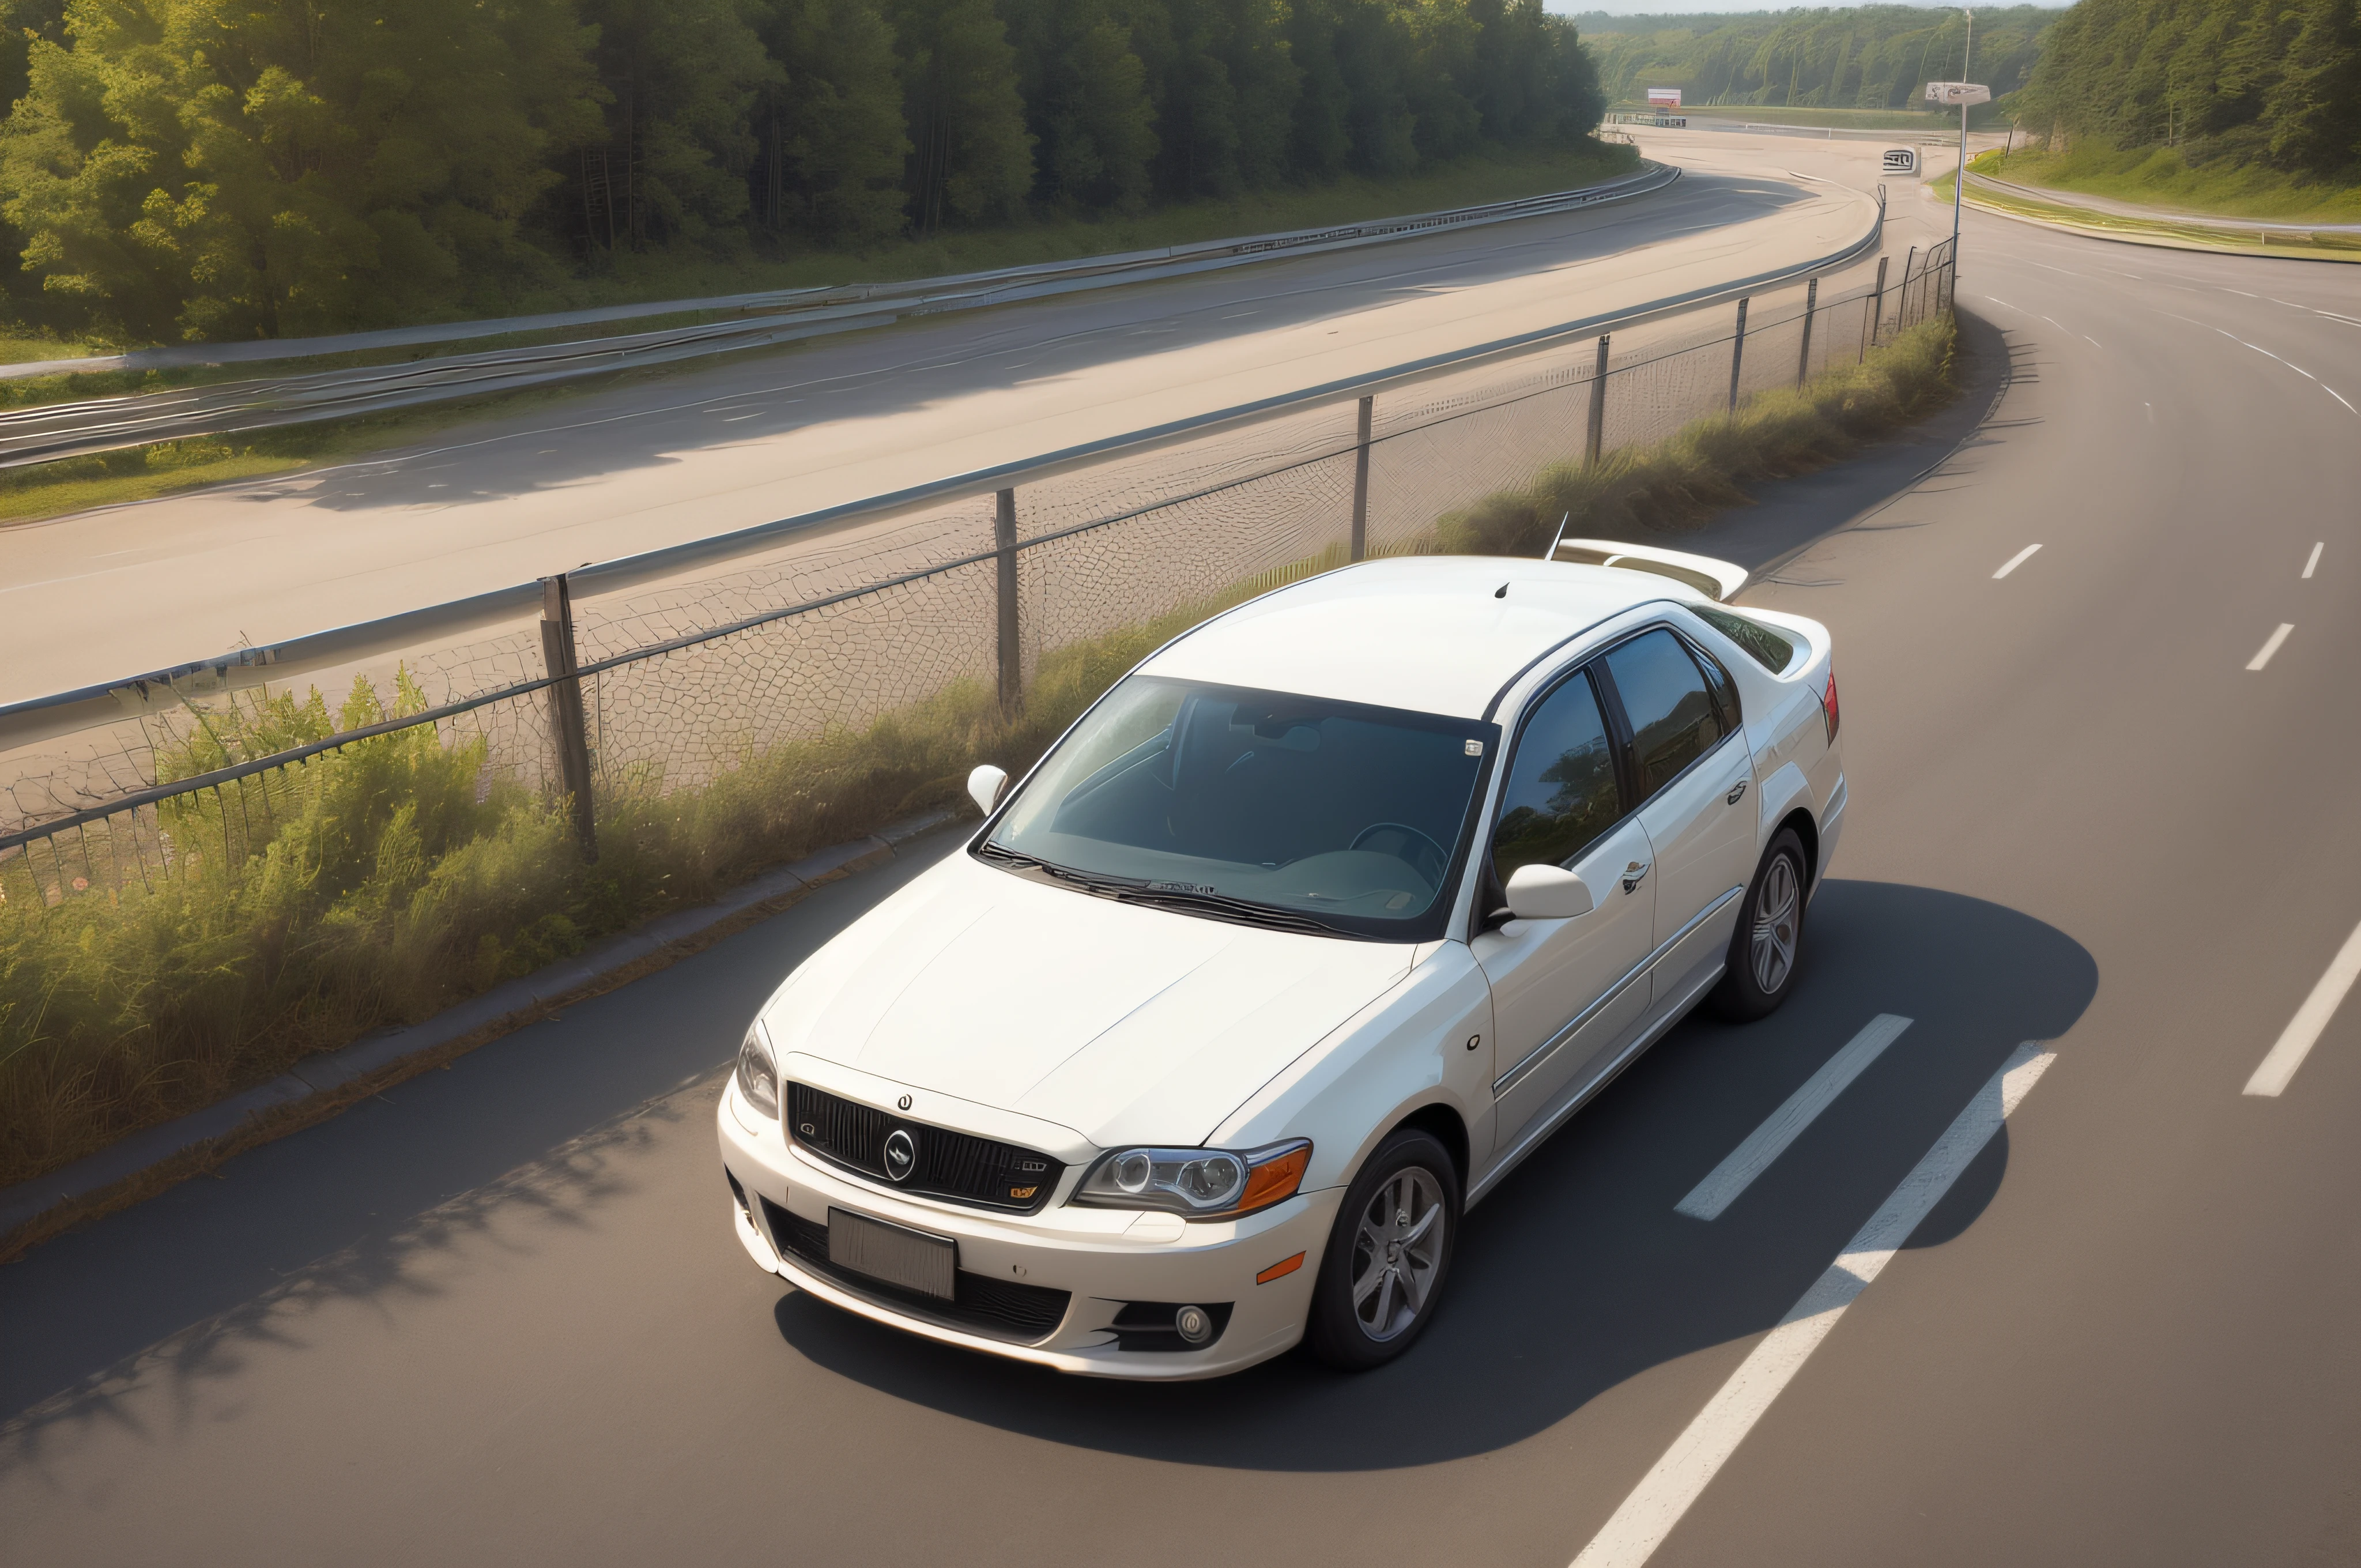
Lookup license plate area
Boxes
[827,1207,957,1299]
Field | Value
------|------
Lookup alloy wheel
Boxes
[1348,1166,1447,1342]
[1749,851,1800,993]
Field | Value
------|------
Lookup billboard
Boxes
[1646,88,1683,110]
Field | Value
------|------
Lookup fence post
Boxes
[1795,277,1818,387]
[538,574,597,861]
[1585,335,1609,465]
[1866,255,1891,352]
[1895,246,1918,335]
[995,488,1021,710]
[1349,395,1372,562]
[1727,297,1749,414]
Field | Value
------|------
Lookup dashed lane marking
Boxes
[2304,542,2323,579]
[1993,544,2043,579]
[1570,1045,2060,1568]
[2245,919,2361,1098]
[1676,1015,1911,1221]
[2247,624,2294,671]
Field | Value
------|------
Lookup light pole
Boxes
[1956,10,1971,255]
[1925,73,1992,263]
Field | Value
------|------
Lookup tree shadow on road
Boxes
[772,878,2095,1471]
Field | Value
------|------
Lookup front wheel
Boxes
[1304,1128,1459,1371]
[1708,827,1808,1022]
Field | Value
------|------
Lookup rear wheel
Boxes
[1304,1128,1459,1370]
[1708,827,1808,1022]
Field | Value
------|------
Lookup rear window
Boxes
[1692,605,1795,673]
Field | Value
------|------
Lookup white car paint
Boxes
[718,555,1843,1377]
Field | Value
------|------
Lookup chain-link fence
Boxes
[0,235,1954,913]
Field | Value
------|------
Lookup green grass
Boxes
[0,312,1955,1194]
[1983,143,2361,225]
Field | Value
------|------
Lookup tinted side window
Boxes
[1493,670,1622,883]
[1604,628,1725,798]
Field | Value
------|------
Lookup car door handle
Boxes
[1727,779,1748,805]
[1622,860,1651,894]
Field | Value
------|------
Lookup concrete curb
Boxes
[1954,186,2361,265]
[0,808,962,1241]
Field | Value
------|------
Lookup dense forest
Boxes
[0,0,1607,343]
[1572,6,2053,115]
[2015,0,2361,180]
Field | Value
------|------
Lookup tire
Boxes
[1708,827,1809,1022]
[1304,1128,1459,1371]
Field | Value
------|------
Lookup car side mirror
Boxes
[967,764,1009,817]
[1504,863,1593,920]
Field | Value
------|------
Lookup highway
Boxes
[0,163,1872,706]
[6,141,2361,1566]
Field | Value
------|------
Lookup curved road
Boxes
[0,168,1870,705]
[6,145,2361,1566]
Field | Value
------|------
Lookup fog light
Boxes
[1174,1304,1215,1345]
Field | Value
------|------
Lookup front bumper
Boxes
[716,1079,1334,1379]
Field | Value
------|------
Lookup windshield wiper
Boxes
[1106,885,1354,938]
[978,840,1354,936]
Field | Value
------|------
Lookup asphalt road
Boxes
[0,162,1872,706]
[6,153,2361,1566]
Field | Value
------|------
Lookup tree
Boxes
[1006,0,1158,212]
[578,0,778,251]
[0,0,603,342]
[883,0,1034,228]
[757,0,911,243]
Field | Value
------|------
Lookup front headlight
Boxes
[1072,1139,1311,1219]
[735,1023,779,1118]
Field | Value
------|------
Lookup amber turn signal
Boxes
[1255,1251,1307,1285]
[1239,1143,1312,1213]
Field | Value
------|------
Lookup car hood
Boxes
[763,852,1416,1148]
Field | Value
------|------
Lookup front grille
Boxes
[761,1199,1071,1343]
[786,1082,1062,1214]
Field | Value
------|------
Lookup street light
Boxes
[1926,80,1992,261]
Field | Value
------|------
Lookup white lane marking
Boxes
[1982,295,2021,311]
[2304,542,2324,579]
[2246,919,2361,1096]
[1993,544,2043,579]
[2328,386,2359,416]
[1676,1015,1913,1221]
[722,412,763,422]
[1571,1045,2058,1568]
[2321,311,2361,328]
[2144,402,2155,424]
[2224,288,2259,299]
[2247,623,2295,670]
[2083,334,2102,348]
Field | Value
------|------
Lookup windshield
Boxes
[980,676,1493,940]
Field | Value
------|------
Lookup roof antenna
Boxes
[1494,582,1508,598]
[1542,512,1571,561]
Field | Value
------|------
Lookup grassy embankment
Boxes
[1944,149,2361,259]
[0,142,1638,528]
[0,312,1953,1215]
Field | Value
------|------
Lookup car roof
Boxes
[1140,556,1699,721]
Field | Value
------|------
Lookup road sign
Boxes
[1646,88,1683,110]
[1925,82,1992,106]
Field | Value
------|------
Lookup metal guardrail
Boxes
[1966,172,2361,236]
[0,164,1683,472]
[0,180,1889,771]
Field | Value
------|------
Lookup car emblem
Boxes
[883,1128,918,1182]
[897,1094,914,1111]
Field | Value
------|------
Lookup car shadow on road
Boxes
[771,877,2095,1471]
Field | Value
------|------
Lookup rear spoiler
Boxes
[1544,528,1748,603]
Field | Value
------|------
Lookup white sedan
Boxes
[718,543,1845,1377]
